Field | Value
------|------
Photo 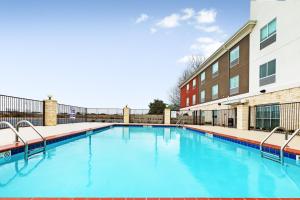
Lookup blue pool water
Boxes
[1,126,300,197]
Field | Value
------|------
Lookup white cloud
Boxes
[180,8,195,20]
[156,14,181,28]
[177,55,194,64]
[150,28,157,34]
[190,37,223,57]
[196,9,217,24]
[136,14,149,24]
[195,25,222,33]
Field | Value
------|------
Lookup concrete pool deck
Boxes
[0,122,300,154]
[0,122,113,147]
[185,125,300,152]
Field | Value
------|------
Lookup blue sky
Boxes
[0,0,249,108]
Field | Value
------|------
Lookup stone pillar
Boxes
[44,96,57,126]
[164,108,171,124]
[123,106,130,124]
[237,104,249,130]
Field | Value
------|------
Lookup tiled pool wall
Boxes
[0,124,299,161]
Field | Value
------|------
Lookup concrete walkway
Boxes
[185,125,300,150]
[0,122,112,146]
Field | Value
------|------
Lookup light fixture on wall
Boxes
[260,89,266,94]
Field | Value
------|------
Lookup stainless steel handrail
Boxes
[280,128,300,164]
[260,126,285,156]
[16,120,46,151]
[0,121,28,159]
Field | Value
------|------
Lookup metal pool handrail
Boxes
[280,128,300,164]
[0,121,28,159]
[260,126,285,154]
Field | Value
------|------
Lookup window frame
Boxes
[259,59,276,81]
[192,78,196,88]
[186,84,189,91]
[260,18,277,43]
[192,94,196,105]
[212,84,219,100]
[200,90,205,103]
[200,72,206,83]
[230,75,239,90]
[212,62,219,77]
[186,97,189,107]
[230,46,240,67]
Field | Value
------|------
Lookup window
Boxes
[212,84,218,100]
[256,104,280,130]
[192,94,196,105]
[192,79,196,88]
[212,62,219,77]
[186,97,189,107]
[260,19,277,49]
[200,90,205,103]
[186,84,189,91]
[230,75,239,95]
[230,46,239,67]
[260,19,276,42]
[259,59,276,86]
[200,72,206,83]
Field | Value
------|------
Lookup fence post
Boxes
[164,108,171,124]
[44,96,57,126]
[123,106,130,124]
[237,104,249,130]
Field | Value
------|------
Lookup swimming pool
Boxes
[1,125,300,197]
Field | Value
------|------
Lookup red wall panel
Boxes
[180,77,199,108]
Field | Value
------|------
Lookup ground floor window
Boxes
[255,104,280,130]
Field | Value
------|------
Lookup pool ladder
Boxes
[0,120,46,160]
[260,126,300,164]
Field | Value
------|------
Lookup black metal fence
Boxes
[57,104,87,124]
[171,109,237,128]
[86,108,123,123]
[249,102,300,132]
[0,95,44,129]
[130,109,164,124]
[171,110,193,124]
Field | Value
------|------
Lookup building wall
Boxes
[249,0,300,96]
[180,77,199,108]
[181,35,250,108]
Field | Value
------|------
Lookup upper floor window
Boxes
[230,75,239,95]
[212,62,219,77]
[192,94,196,105]
[260,18,277,49]
[186,84,189,91]
[259,59,276,86]
[230,46,239,67]
[212,84,218,100]
[200,90,205,103]
[186,97,189,107]
[200,72,206,83]
[192,79,196,88]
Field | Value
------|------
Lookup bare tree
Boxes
[168,55,205,110]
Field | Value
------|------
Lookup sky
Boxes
[0,0,250,108]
